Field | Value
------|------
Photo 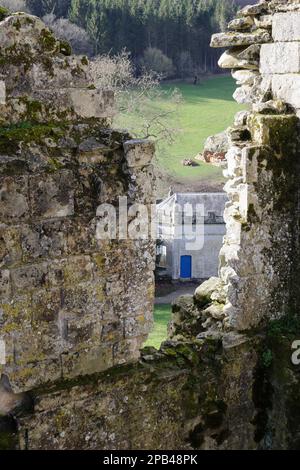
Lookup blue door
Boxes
[180,255,192,279]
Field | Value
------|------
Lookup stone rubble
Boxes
[195,130,229,167]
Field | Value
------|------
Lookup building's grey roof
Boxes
[157,192,228,218]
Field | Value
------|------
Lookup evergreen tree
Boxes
[27,0,72,17]
[28,0,238,75]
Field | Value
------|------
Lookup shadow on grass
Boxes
[162,76,237,104]
[144,304,172,350]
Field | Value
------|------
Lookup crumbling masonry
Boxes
[0,1,300,450]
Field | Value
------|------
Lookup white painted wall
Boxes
[157,193,227,280]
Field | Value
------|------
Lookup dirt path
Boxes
[155,283,200,305]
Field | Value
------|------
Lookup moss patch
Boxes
[40,28,58,53]
[0,417,18,450]
[0,6,9,22]
[0,122,66,154]
[268,314,300,340]
[59,40,72,56]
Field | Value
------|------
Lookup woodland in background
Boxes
[23,0,239,76]
[1,0,248,193]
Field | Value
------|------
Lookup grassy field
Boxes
[116,75,244,185]
[144,304,172,349]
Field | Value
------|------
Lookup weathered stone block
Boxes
[211,29,271,48]
[10,262,48,293]
[101,321,124,343]
[0,339,6,365]
[31,288,61,324]
[29,171,74,219]
[0,81,5,105]
[0,270,11,300]
[124,140,155,168]
[237,2,269,17]
[194,277,223,307]
[48,255,94,288]
[0,14,57,58]
[124,315,151,339]
[0,294,32,332]
[226,275,273,330]
[61,345,113,380]
[61,284,104,315]
[12,323,59,364]
[254,15,272,29]
[28,58,89,90]
[219,49,259,70]
[78,138,109,164]
[233,85,256,104]
[0,155,28,177]
[127,165,156,204]
[58,310,101,348]
[224,146,243,179]
[204,130,229,155]
[5,357,62,393]
[70,89,115,119]
[228,16,254,31]
[232,70,260,86]
[273,12,300,42]
[113,338,142,365]
[0,224,22,268]
[21,221,69,262]
[0,177,29,223]
[65,219,98,255]
[248,114,299,149]
[223,213,242,244]
[252,99,288,115]
[241,146,259,184]
[234,110,250,127]
[20,219,97,263]
[271,73,300,110]
[238,44,261,62]
[260,42,300,73]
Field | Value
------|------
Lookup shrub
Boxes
[0,0,29,12]
[140,48,175,79]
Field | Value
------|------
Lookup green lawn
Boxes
[115,76,244,184]
[158,76,244,181]
[144,304,172,349]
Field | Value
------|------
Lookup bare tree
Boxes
[90,51,183,144]
[43,13,93,55]
[0,0,29,12]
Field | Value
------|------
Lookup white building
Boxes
[156,193,227,280]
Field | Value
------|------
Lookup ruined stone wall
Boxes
[0,11,155,399]
[15,335,263,451]
[1,2,300,451]
[210,0,300,331]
